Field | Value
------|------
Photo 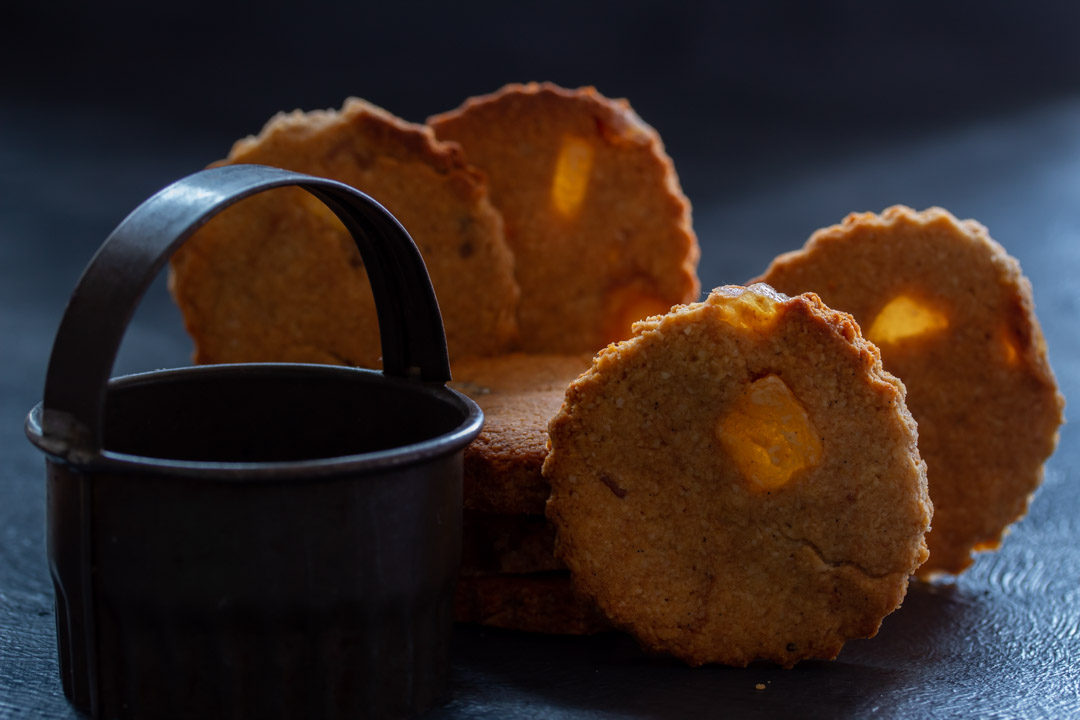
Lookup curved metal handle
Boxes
[42,164,450,452]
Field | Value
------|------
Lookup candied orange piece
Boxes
[999,325,1021,366]
[867,294,948,345]
[711,283,784,332]
[717,374,823,491]
[551,135,594,218]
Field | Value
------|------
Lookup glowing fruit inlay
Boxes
[551,135,594,218]
[999,325,1021,366]
[867,294,949,345]
[718,374,824,491]
[713,283,784,331]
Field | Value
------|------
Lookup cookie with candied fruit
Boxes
[544,284,932,666]
[430,82,699,353]
[755,206,1065,576]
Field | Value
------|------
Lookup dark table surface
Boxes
[2,91,1079,718]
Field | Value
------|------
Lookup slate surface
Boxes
[1,96,1078,718]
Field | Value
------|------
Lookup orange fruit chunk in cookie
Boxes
[867,294,948,345]
[713,283,784,332]
[999,324,1021,366]
[717,374,824,491]
[551,135,594,218]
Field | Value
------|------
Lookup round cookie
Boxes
[430,82,700,353]
[451,352,592,514]
[454,572,610,635]
[169,97,519,367]
[754,206,1065,576]
[543,284,932,667]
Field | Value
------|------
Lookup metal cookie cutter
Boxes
[26,164,483,719]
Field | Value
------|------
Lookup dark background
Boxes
[3,2,1080,717]
[6,1,1080,297]
[7,1,1080,192]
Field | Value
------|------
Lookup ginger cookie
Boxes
[455,572,609,635]
[451,352,592,514]
[544,284,932,667]
[430,82,699,353]
[461,511,563,576]
[169,97,518,367]
[755,206,1065,576]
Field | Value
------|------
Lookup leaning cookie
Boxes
[544,284,932,667]
[170,97,519,367]
[755,207,1065,576]
[451,352,592,514]
[430,82,699,353]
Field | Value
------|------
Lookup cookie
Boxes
[755,206,1065,576]
[461,511,563,576]
[454,572,610,635]
[544,284,932,667]
[450,352,592,514]
[169,97,519,367]
[430,82,700,353]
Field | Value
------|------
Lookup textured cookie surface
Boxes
[755,206,1065,576]
[454,572,609,635]
[430,82,699,353]
[451,353,592,513]
[544,284,932,667]
[170,97,518,367]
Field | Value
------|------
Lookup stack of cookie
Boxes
[169,83,701,634]
[429,85,700,631]
[449,353,604,633]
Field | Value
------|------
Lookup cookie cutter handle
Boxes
[41,163,450,454]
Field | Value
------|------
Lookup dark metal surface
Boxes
[3,96,1079,717]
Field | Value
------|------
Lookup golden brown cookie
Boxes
[461,511,563,576]
[454,572,610,635]
[430,82,700,353]
[169,97,519,367]
[755,206,1065,577]
[544,284,932,667]
[451,352,592,514]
